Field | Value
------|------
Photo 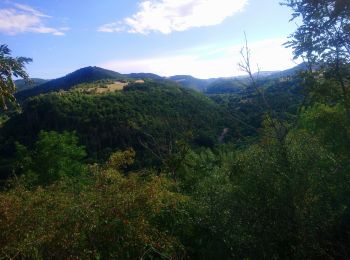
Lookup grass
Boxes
[88,81,128,94]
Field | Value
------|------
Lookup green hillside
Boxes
[14,78,49,92]
[1,80,236,173]
[14,64,306,103]
[168,75,214,91]
[3,68,306,176]
[16,66,127,100]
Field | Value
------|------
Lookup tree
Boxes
[281,0,350,118]
[282,0,350,65]
[15,131,87,186]
[0,44,32,110]
[1,149,186,259]
[238,33,289,143]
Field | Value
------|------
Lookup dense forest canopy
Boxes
[0,0,350,259]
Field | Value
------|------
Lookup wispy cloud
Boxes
[98,0,248,34]
[99,38,296,78]
[0,3,68,36]
[98,22,126,33]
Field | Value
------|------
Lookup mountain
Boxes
[248,63,310,79]
[15,78,49,92]
[16,66,126,100]
[253,71,281,77]
[203,63,311,95]
[166,64,307,92]
[205,78,248,94]
[126,73,163,80]
[270,63,309,78]
[168,75,215,91]
[14,64,307,101]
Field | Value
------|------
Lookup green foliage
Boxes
[0,150,187,259]
[1,81,235,169]
[183,127,349,258]
[300,103,350,158]
[15,131,87,186]
[282,0,350,119]
[3,122,350,259]
[208,77,303,137]
[106,148,135,170]
[0,44,32,110]
[1,3,350,257]
[282,0,350,65]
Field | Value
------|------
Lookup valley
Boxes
[1,0,349,258]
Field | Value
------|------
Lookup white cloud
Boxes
[98,0,248,34]
[99,38,297,78]
[98,22,125,33]
[14,3,51,18]
[0,3,68,36]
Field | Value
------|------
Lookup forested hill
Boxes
[1,80,237,174]
[168,75,216,91]
[15,64,305,100]
[16,67,126,100]
[14,78,49,92]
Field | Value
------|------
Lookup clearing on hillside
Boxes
[87,81,128,94]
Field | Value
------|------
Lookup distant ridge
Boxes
[15,63,306,100]
[168,75,215,91]
[271,63,310,78]
[126,73,163,80]
[15,78,49,92]
[16,66,126,100]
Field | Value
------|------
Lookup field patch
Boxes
[87,81,128,94]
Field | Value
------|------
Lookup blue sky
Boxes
[0,0,299,79]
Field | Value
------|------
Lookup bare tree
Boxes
[238,33,289,143]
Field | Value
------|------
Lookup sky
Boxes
[0,0,299,79]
